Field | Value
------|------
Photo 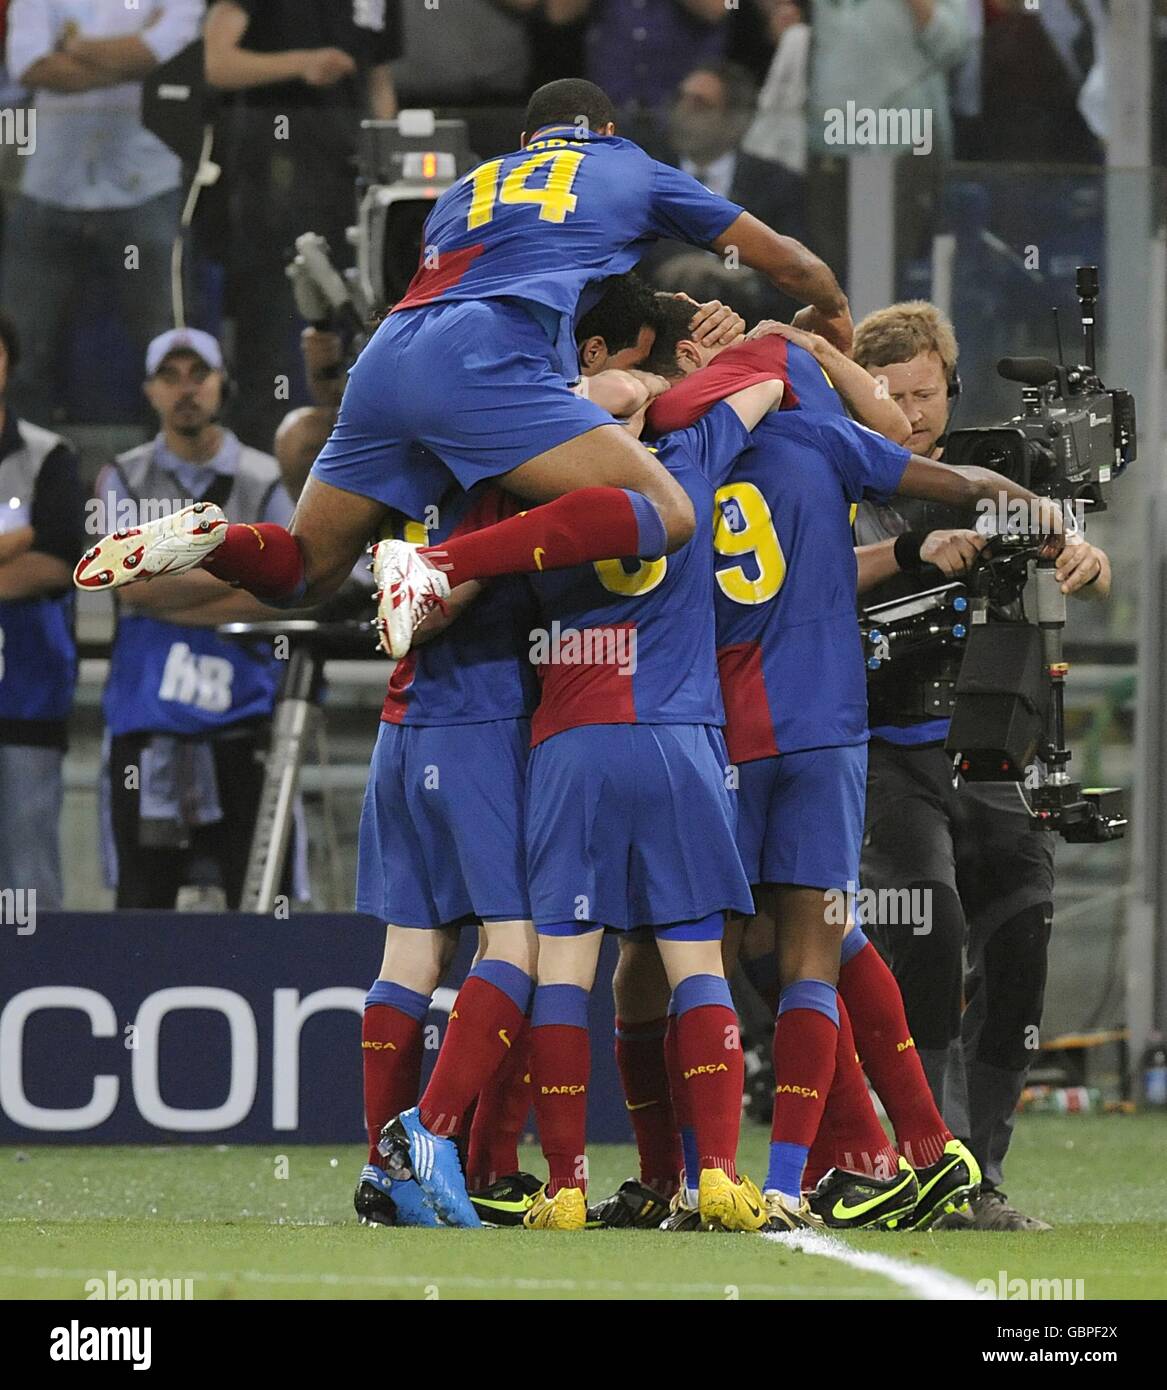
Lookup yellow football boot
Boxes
[522,1184,588,1231]
[698,1169,768,1232]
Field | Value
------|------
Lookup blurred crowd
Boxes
[0,0,1139,911]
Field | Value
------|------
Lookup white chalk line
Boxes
[0,1263,873,1298]
[762,1228,987,1301]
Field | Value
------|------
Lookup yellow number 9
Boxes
[713,482,786,605]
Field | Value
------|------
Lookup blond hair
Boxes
[852,301,959,385]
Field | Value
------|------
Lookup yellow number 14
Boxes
[467,150,586,231]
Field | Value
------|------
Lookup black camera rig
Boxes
[859,268,1130,845]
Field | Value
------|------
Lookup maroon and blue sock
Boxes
[767,978,839,1198]
[418,958,533,1138]
[664,1007,699,1195]
[672,972,743,1181]
[838,925,952,1167]
[614,1015,680,1195]
[467,1014,532,1189]
[362,979,430,1165]
[530,981,592,1195]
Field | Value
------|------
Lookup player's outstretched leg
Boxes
[835,923,980,1228]
[74,502,230,589]
[524,925,606,1231]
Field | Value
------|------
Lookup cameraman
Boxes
[851,301,1110,1231]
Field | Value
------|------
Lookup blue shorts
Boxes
[311,300,614,520]
[526,723,754,932]
[736,743,868,891]
[356,718,531,929]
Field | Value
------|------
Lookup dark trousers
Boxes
[109,729,267,910]
[861,741,1055,1185]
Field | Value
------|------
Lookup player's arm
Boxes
[584,369,671,420]
[746,320,912,443]
[897,458,1065,550]
[721,378,785,431]
[711,212,853,353]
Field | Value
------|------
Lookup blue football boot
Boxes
[379,1108,482,1228]
[354,1163,440,1228]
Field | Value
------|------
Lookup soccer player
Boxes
[517,378,788,1232]
[640,316,1064,1230]
[351,480,540,1230]
[75,78,849,656]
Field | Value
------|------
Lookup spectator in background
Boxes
[647,60,802,320]
[391,0,539,159]
[0,309,87,909]
[668,61,757,199]
[0,0,204,427]
[204,0,401,451]
[806,0,968,270]
[95,329,296,910]
[737,0,810,242]
[981,0,1102,164]
[546,0,733,153]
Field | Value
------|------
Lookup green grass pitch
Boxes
[2,1115,1164,1301]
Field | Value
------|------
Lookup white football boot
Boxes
[74,501,228,591]
[369,539,452,659]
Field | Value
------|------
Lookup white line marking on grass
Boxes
[0,1264,871,1299]
[762,1229,988,1301]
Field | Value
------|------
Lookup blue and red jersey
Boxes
[393,125,742,368]
[650,344,909,760]
[381,483,538,726]
[526,403,752,746]
[710,412,909,762]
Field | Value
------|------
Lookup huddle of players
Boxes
[352,273,1063,1234]
[72,79,1064,1235]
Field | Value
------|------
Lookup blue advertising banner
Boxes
[0,914,633,1146]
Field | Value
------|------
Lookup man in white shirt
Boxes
[1,0,204,426]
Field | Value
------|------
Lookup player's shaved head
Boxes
[524,79,616,140]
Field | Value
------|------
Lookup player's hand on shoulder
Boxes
[793,302,854,356]
[745,317,827,359]
[919,528,987,577]
[686,297,746,348]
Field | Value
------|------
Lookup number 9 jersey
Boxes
[712,412,910,763]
